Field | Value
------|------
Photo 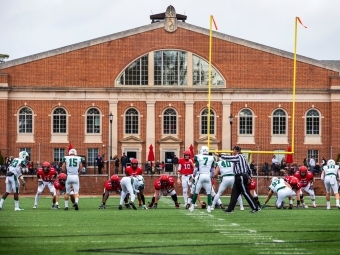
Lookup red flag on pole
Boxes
[297,17,307,28]
[68,143,73,152]
[212,16,218,30]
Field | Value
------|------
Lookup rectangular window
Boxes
[125,115,138,134]
[87,115,100,133]
[274,150,285,163]
[201,115,214,135]
[306,118,319,135]
[163,116,176,134]
[273,116,286,134]
[53,115,66,133]
[88,148,99,167]
[54,148,65,163]
[307,150,319,164]
[239,117,253,135]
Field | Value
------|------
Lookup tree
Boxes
[0,54,9,63]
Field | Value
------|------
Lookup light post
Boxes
[228,114,234,150]
[109,112,113,176]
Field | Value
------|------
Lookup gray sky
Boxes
[1,0,340,61]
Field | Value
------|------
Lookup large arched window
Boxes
[163,108,177,134]
[201,108,215,135]
[239,109,253,135]
[18,107,33,133]
[125,108,139,134]
[53,108,67,133]
[86,108,100,134]
[306,109,320,135]
[193,55,224,85]
[272,109,286,135]
[117,55,148,85]
[154,50,187,85]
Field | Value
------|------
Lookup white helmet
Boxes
[69,149,77,155]
[200,146,209,155]
[19,151,29,159]
[136,175,144,182]
[327,159,335,166]
[271,177,279,183]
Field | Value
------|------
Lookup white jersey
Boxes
[63,155,82,175]
[322,165,339,176]
[194,154,215,174]
[8,157,25,177]
[269,178,287,193]
[216,159,234,176]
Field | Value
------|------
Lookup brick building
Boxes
[1,5,340,173]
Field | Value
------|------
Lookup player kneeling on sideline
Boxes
[53,173,75,209]
[99,175,122,209]
[33,162,57,209]
[261,177,294,209]
[148,174,180,209]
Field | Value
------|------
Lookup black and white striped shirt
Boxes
[221,154,252,177]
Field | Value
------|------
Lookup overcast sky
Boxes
[1,0,340,61]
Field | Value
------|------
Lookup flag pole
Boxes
[207,15,213,149]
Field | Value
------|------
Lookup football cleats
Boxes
[69,149,77,155]
[131,158,138,169]
[327,159,335,166]
[19,151,29,160]
[42,162,50,173]
[200,146,209,155]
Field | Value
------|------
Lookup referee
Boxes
[221,146,260,213]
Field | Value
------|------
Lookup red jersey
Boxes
[125,166,143,176]
[37,168,57,182]
[284,175,302,190]
[294,171,313,187]
[54,179,65,190]
[154,176,175,190]
[104,180,122,192]
[248,179,256,190]
[178,158,194,175]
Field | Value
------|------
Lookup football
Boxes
[201,202,207,209]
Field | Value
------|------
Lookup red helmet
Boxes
[42,162,50,172]
[111,175,120,182]
[161,174,168,181]
[184,150,191,158]
[299,166,308,173]
[131,158,138,169]
[59,173,67,181]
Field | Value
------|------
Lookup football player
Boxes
[294,166,316,208]
[284,175,302,208]
[99,175,122,209]
[148,174,180,209]
[176,149,194,208]
[134,175,147,209]
[189,146,215,213]
[321,159,340,209]
[53,173,75,209]
[0,151,28,211]
[33,162,57,209]
[125,158,144,207]
[261,177,294,209]
[62,148,82,210]
[118,176,139,210]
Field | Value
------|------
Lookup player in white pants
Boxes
[119,176,138,210]
[321,159,340,209]
[62,148,82,210]
[262,177,293,209]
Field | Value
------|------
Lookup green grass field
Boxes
[0,196,339,255]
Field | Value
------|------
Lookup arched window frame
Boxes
[200,108,215,135]
[162,108,177,135]
[238,109,253,135]
[305,109,320,135]
[18,107,33,133]
[272,109,287,135]
[86,108,101,134]
[124,108,140,135]
[52,107,67,134]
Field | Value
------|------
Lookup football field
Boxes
[0,196,339,255]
